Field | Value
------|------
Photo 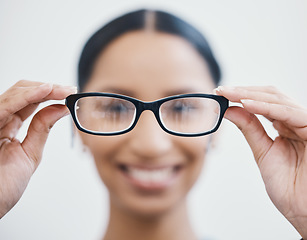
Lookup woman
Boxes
[0,9,306,240]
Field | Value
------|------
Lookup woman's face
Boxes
[80,31,215,217]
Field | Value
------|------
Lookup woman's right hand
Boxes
[0,80,76,218]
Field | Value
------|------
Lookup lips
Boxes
[118,164,182,191]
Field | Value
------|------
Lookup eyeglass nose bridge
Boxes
[134,100,162,125]
[132,100,166,134]
[137,100,160,113]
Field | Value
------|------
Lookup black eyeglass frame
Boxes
[65,92,229,137]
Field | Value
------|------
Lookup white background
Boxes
[0,0,307,239]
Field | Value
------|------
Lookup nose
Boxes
[127,110,172,159]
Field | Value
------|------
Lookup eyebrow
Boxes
[163,88,202,97]
[95,87,136,97]
[91,87,203,99]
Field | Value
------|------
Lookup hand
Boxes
[215,86,307,239]
[0,80,76,218]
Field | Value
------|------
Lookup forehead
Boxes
[85,31,215,101]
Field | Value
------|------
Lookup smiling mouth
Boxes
[118,164,182,190]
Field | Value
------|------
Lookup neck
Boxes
[102,198,198,240]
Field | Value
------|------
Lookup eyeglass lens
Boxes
[76,96,136,133]
[160,97,220,134]
[75,96,220,135]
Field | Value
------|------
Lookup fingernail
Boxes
[217,86,224,92]
[213,86,223,94]
[63,86,78,93]
[68,86,78,93]
[38,83,53,88]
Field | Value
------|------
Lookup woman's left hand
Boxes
[215,86,307,239]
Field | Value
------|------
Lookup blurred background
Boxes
[0,0,306,239]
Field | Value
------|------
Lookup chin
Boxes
[111,190,187,219]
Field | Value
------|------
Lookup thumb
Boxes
[22,104,69,171]
[224,106,273,164]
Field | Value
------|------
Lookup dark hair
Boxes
[78,9,221,91]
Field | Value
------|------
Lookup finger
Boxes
[241,99,307,129]
[0,114,23,139]
[38,83,78,101]
[214,86,299,108]
[11,82,77,102]
[21,104,69,170]
[263,116,275,123]
[220,85,280,94]
[9,83,77,122]
[15,103,39,121]
[0,104,40,139]
[13,79,48,88]
[9,80,76,97]
[224,106,273,164]
[15,83,78,121]
[0,81,76,122]
[272,120,302,141]
[0,103,40,137]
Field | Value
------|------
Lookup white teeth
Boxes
[128,167,174,184]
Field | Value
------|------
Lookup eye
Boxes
[170,101,197,113]
[107,102,129,112]
[94,99,133,113]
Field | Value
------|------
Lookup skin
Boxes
[0,81,77,217]
[216,86,307,238]
[80,31,214,240]
[0,31,306,239]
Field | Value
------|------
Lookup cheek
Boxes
[80,134,126,181]
[87,136,123,158]
[177,136,210,188]
[179,137,209,161]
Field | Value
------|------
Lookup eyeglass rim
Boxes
[65,92,229,137]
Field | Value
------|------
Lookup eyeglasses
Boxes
[65,93,229,137]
